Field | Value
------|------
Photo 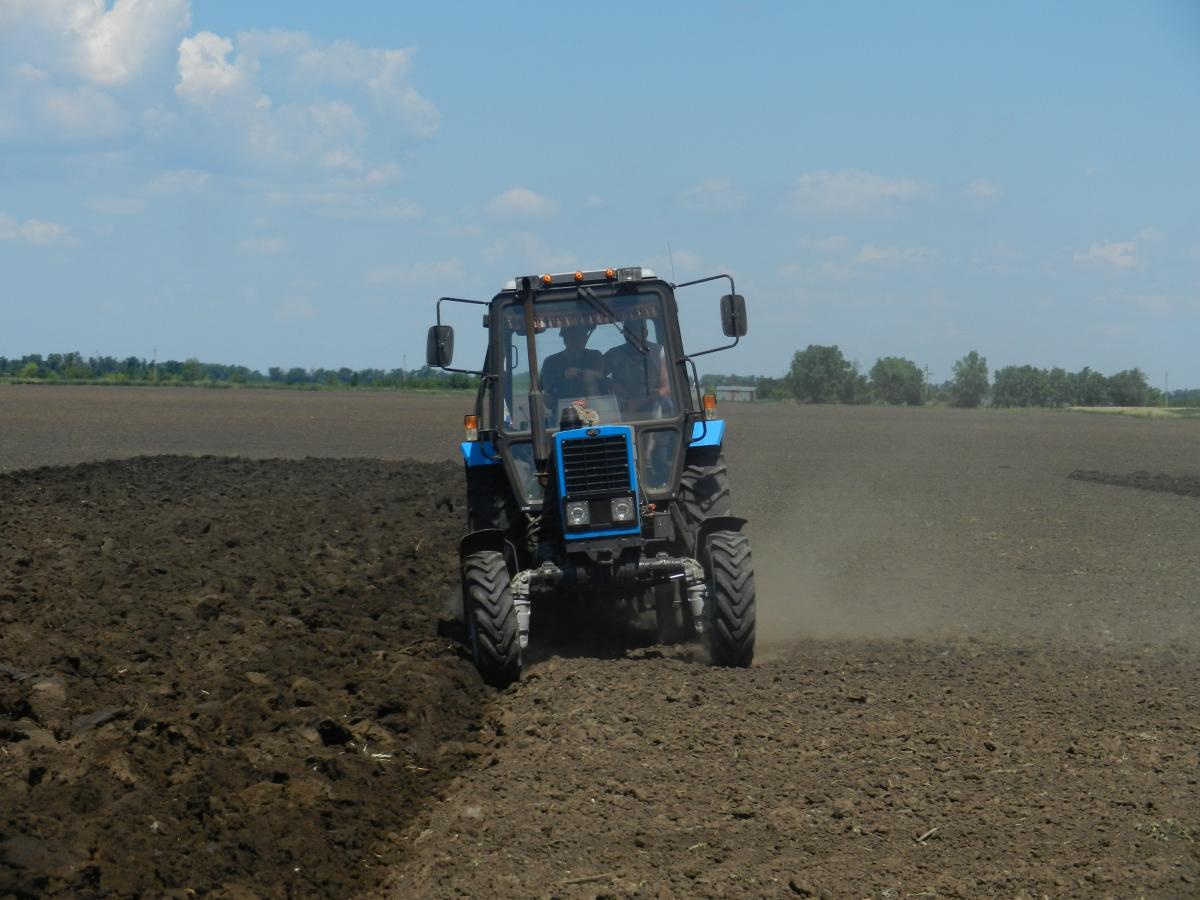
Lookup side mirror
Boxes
[426,325,454,367]
[720,294,748,337]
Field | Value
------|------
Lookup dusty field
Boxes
[1,386,1198,898]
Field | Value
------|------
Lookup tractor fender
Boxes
[694,515,748,561]
[459,528,519,574]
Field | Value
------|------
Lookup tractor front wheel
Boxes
[704,531,756,667]
[462,550,521,687]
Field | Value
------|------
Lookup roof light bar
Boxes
[501,267,656,291]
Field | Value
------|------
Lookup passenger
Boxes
[604,318,671,419]
[541,325,604,416]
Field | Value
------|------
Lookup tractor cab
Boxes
[492,270,690,505]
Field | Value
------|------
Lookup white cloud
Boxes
[175,30,255,108]
[0,0,189,140]
[321,148,363,171]
[233,29,441,137]
[1074,240,1139,270]
[40,83,127,138]
[483,231,575,271]
[318,155,402,188]
[792,170,926,213]
[76,0,192,86]
[238,237,287,255]
[964,178,1001,200]
[777,260,853,282]
[13,63,48,82]
[88,196,146,214]
[486,187,558,219]
[146,168,209,193]
[681,178,746,212]
[854,244,936,265]
[1127,294,1175,314]
[670,249,703,271]
[168,28,439,174]
[264,189,421,221]
[1,0,190,86]
[350,163,401,188]
[274,297,316,321]
[364,259,463,286]
[1,5,437,194]
[0,212,70,244]
[797,235,849,254]
[20,219,70,243]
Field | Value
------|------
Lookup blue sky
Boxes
[2,1,1198,385]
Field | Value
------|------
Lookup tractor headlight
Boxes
[610,496,635,523]
[566,501,590,527]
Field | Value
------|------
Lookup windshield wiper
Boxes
[578,286,650,355]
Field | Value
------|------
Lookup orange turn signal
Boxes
[703,393,717,421]
[542,273,553,284]
[574,271,584,281]
[464,414,479,441]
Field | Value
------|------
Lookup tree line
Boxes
[5,349,1194,407]
[0,353,475,390]
[704,346,1191,408]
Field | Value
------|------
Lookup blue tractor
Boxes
[427,266,755,686]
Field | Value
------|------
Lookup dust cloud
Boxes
[728,404,1200,650]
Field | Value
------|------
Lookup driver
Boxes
[604,318,671,418]
[541,324,604,414]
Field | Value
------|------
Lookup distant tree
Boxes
[64,358,93,379]
[1071,366,1109,406]
[1107,368,1151,406]
[1044,367,1071,407]
[180,358,203,382]
[788,345,852,403]
[950,351,989,408]
[993,365,1050,407]
[839,363,872,404]
[869,356,924,405]
[268,367,284,383]
[754,376,790,400]
[19,361,39,378]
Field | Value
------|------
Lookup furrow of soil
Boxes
[385,639,1199,898]
[1,456,483,898]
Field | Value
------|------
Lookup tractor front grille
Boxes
[560,434,631,499]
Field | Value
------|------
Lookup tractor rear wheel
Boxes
[704,531,756,667]
[677,446,732,544]
[467,468,523,546]
[462,550,521,687]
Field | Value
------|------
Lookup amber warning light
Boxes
[703,393,717,421]
[464,414,479,441]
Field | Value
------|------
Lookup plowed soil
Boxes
[1,386,1198,899]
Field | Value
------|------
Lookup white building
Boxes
[714,385,757,402]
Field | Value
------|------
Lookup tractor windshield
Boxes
[499,291,678,434]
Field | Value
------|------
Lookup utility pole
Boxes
[923,365,931,404]
[1164,370,1169,408]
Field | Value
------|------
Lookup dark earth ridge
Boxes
[1,456,486,897]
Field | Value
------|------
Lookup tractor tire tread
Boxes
[677,446,732,533]
[706,531,756,667]
[462,550,521,687]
